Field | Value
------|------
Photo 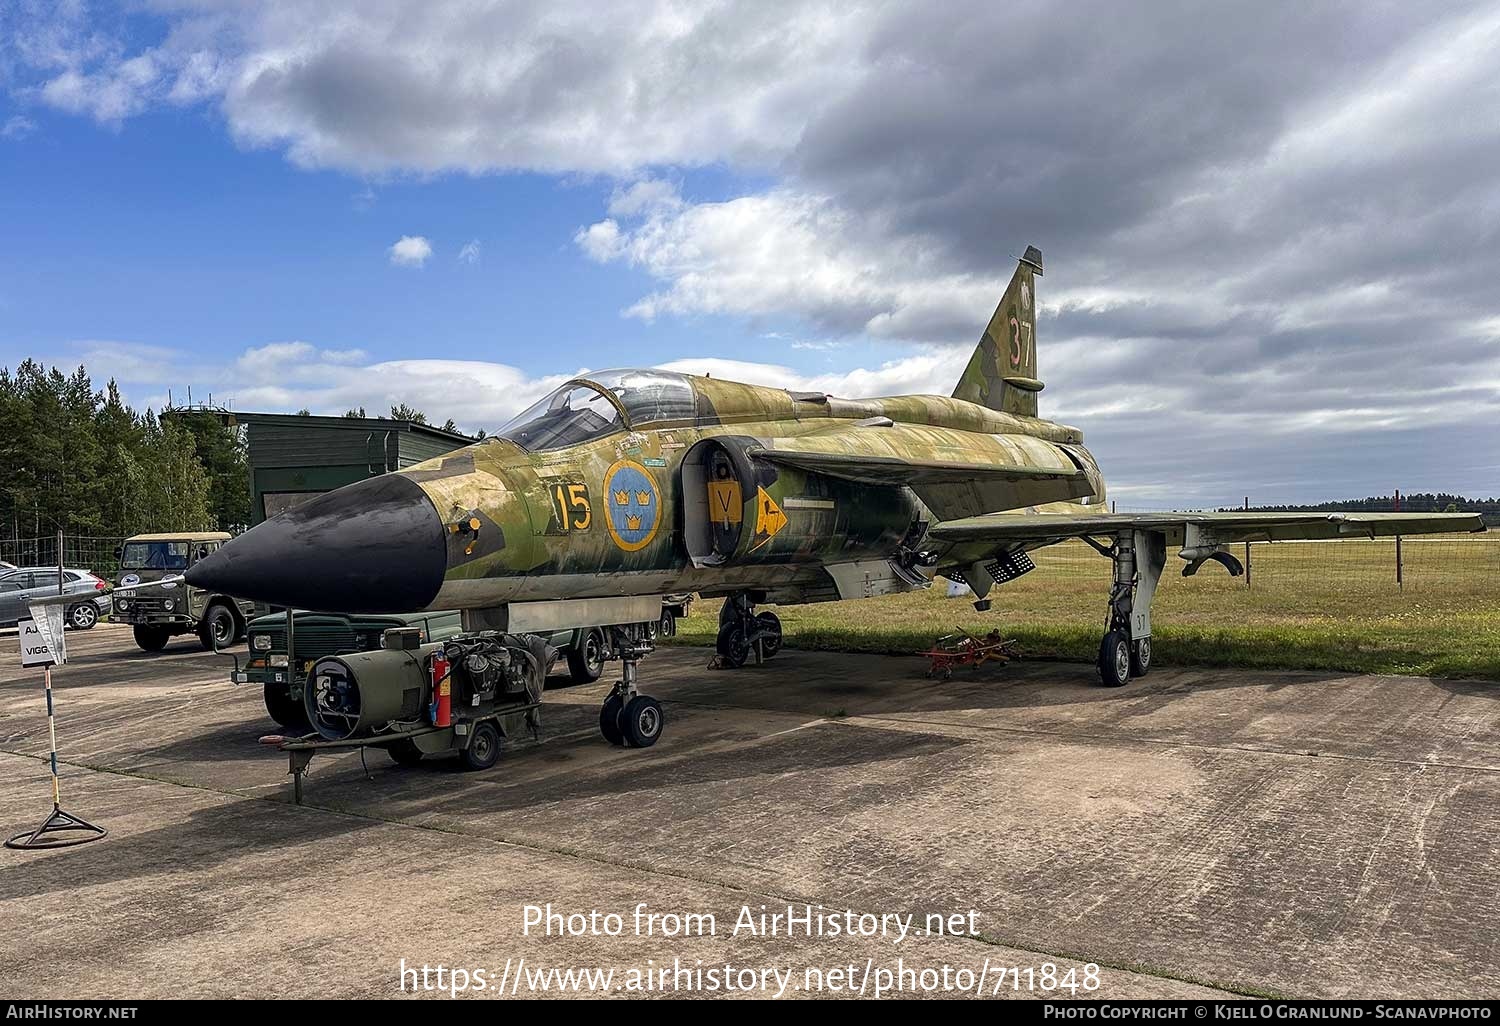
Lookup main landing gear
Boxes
[598,625,665,748]
[1091,530,1165,688]
[715,592,783,668]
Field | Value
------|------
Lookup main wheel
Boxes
[1130,637,1152,677]
[133,625,170,652]
[66,602,99,630]
[659,609,676,637]
[755,611,783,658]
[621,695,665,748]
[716,621,750,668]
[388,740,425,766]
[567,627,607,683]
[599,693,626,746]
[263,683,309,729]
[198,604,237,651]
[1097,630,1131,688]
[460,721,502,771]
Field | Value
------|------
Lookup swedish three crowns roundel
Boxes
[604,459,661,552]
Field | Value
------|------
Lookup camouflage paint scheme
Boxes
[388,247,1481,615]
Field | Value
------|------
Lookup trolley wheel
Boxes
[460,721,502,771]
[599,693,626,746]
[388,740,425,767]
[1098,630,1132,688]
[622,695,665,749]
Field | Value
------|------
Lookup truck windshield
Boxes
[121,541,190,570]
[497,383,624,452]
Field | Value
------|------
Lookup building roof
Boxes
[162,406,475,446]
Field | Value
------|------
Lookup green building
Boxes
[237,412,473,525]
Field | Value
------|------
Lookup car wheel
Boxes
[659,610,676,637]
[198,604,237,651]
[133,625,170,652]
[566,627,607,683]
[263,683,309,729]
[460,721,502,771]
[67,602,99,630]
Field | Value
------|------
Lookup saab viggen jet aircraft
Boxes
[189,245,1483,754]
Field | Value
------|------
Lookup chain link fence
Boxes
[0,536,128,575]
[1029,533,1496,594]
[3,528,1493,593]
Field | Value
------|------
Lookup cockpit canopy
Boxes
[496,369,695,451]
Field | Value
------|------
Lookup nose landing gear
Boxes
[598,625,666,748]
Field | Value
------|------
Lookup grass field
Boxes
[670,534,1500,679]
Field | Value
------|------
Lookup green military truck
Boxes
[235,608,610,728]
[111,532,257,652]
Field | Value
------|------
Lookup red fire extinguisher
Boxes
[430,649,452,728]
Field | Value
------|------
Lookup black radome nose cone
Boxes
[186,474,448,613]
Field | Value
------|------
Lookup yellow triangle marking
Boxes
[754,486,789,540]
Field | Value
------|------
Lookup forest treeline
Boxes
[0,360,457,540]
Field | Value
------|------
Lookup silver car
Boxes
[0,568,112,630]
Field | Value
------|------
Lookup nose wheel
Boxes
[598,626,666,748]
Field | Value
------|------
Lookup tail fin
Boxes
[952,245,1044,417]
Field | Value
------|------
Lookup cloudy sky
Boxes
[2,0,1497,506]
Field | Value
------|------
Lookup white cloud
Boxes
[388,235,432,268]
[457,239,481,264]
[1,115,37,139]
[578,184,1001,342]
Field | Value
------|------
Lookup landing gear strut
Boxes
[599,625,665,748]
[715,592,783,668]
[1096,530,1165,688]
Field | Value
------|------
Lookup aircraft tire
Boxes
[1130,637,1152,677]
[1098,631,1131,688]
[599,693,626,746]
[622,696,665,749]
[716,622,750,668]
[755,612,783,658]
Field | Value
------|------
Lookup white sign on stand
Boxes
[19,605,67,667]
